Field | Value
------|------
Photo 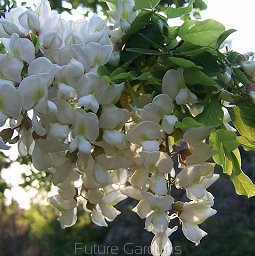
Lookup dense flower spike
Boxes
[1,1,255,255]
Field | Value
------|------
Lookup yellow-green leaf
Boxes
[231,171,255,198]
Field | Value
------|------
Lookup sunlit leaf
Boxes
[231,171,255,198]
[134,0,160,10]
[166,1,193,18]
[169,57,199,68]
[175,117,203,131]
[228,104,255,142]
[196,100,224,127]
[217,29,237,49]
[178,19,225,47]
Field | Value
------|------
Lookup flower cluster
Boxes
[1,1,254,255]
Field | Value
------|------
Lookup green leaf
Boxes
[122,11,153,43]
[228,104,255,142]
[228,151,255,197]
[175,117,203,131]
[178,19,225,47]
[231,171,255,198]
[192,51,221,76]
[195,100,224,127]
[166,1,193,18]
[134,0,160,10]
[184,68,219,86]
[236,136,255,151]
[177,42,211,56]
[216,129,239,153]
[169,57,199,68]
[209,131,224,166]
[209,129,239,167]
[217,29,237,49]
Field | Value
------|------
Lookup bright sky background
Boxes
[2,0,255,209]
[201,0,255,53]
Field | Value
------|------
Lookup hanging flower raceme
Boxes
[1,0,255,255]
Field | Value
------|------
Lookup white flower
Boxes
[79,14,111,45]
[57,208,77,229]
[127,121,162,151]
[78,94,99,113]
[135,94,174,123]
[0,18,21,38]
[18,74,51,111]
[0,7,29,37]
[0,80,21,125]
[241,60,255,77]
[70,109,99,154]
[19,9,40,33]
[150,227,177,256]
[179,193,217,245]
[183,127,214,164]
[0,54,23,83]
[162,115,178,134]
[2,33,35,63]
[162,68,197,105]
[107,0,138,30]
[175,163,219,200]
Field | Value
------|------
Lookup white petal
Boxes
[96,82,124,105]
[17,36,35,63]
[142,140,159,151]
[127,121,162,145]
[78,137,92,154]
[57,83,77,100]
[19,10,40,33]
[99,106,129,129]
[95,154,128,170]
[103,129,125,146]
[69,137,78,153]
[0,136,10,150]
[28,57,53,76]
[150,174,168,196]
[94,163,111,187]
[87,189,104,204]
[142,192,174,212]
[32,142,52,170]
[145,211,168,233]
[49,195,77,211]
[132,199,152,219]
[36,138,68,152]
[91,209,108,227]
[78,94,99,113]
[129,169,148,187]
[0,112,8,126]
[162,68,185,100]
[99,204,120,221]
[151,232,173,256]
[48,123,69,139]
[0,54,23,83]
[32,113,46,136]
[186,184,206,200]
[58,208,77,229]
[182,222,207,246]
[121,186,142,200]
[153,94,174,115]
[162,115,178,134]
